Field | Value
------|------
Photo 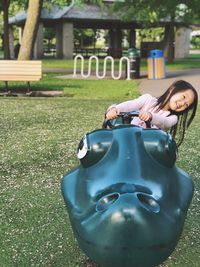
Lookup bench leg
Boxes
[27,82,31,92]
[5,81,8,92]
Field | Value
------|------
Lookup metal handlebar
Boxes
[102,111,151,129]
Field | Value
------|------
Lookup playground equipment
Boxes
[73,55,135,80]
[61,112,194,267]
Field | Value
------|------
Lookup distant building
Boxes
[9,3,191,59]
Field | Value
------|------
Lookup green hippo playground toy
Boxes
[61,112,194,267]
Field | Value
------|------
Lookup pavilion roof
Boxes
[63,4,120,21]
[9,3,178,29]
[9,3,135,26]
[9,5,72,25]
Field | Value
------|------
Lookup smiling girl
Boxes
[106,80,198,146]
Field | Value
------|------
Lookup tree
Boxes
[0,0,26,59]
[0,0,71,60]
[18,0,99,59]
[111,0,200,62]
[1,0,10,59]
[44,28,55,52]
[18,0,43,60]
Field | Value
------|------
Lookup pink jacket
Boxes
[110,94,178,131]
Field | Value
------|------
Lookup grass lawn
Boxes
[42,54,200,73]
[0,76,200,267]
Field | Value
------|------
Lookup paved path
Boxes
[44,67,200,97]
[139,69,200,97]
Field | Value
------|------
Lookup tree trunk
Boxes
[2,0,10,59]
[163,23,175,63]
[18,0,43,60]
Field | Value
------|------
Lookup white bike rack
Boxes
[73,55,133,80]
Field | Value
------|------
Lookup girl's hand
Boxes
[106,107,120,120]
[139,112,152,122]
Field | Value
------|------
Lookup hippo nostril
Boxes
[137,193,160,213]
[96,193,120,212]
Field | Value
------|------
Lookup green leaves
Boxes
[111,0,200,25]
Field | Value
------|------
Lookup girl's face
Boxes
[167,89,195,112]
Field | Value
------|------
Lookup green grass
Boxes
[166,57,200,70]
[42,54,200,74]
[0,74,140,101]
[0,76,200,267]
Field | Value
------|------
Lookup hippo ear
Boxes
[77,130,113,168]
[77,135,88,159]
[142,130,177,167]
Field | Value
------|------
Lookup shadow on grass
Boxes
[81,258,101,267]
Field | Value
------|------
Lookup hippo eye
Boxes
[96,193,120,212]
[142,131,177,167]
[77,135,88,159]
[78,131,113,167]
[137,193,160,213]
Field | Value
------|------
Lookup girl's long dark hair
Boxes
[156,80,198,146]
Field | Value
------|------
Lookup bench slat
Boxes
[0,60,42,83]
[0,76,41,81]
[0,69,42,75]
[0,60,41,65]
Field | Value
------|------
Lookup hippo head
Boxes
[61,125,193,267]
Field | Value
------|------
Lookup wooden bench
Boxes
[0,60,42,92]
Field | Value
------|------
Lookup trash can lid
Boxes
[150,49,164,58]
[128,47,140,57]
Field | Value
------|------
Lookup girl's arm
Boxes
[106,94,152,120]
[151,113,178,131]
[107,94,152,113]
